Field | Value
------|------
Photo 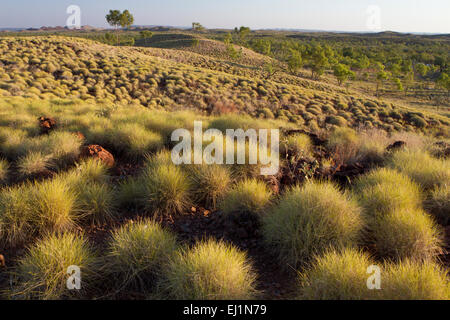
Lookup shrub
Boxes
[371,208,443,261]
[425,184,450,225]
[354,168,422,216]
[111,124,164,159]
[325,115,347,127]
[282,133,312,158]
[70,158,110,184]
[381,260,450,300]
[117,177,146,210]
[388,150,450,190]
[30,178,78,233]
[106,220,178,294]
[0,158,8,183]
[355,129,389,163]
[159,239,258,299]
[262,181,363,268]
[220,179,272,217]
[188,164,232,209]
[76,183,117,225]
[298,248,378,300]
[17,152,52,179]
[46,131,82,169]
[143,163,191,216]
[327,127,359,164]
[11,233,98,299]
[327,127,359,149]
[0,184,34,247]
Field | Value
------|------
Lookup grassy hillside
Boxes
[0,36,448,136]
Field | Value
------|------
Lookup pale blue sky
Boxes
[1,0,449,33]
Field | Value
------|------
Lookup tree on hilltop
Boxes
[106,9,135,45]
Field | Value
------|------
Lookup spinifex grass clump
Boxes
[388,150,450,190]
[425,184,450,225]
[281,133,313,158]
[298,248,379,300]
[107,123,164,159]
[354,168,422,216]
[381,260,450,300]
[262,181,363,268]
[142,154,192,216]
[30,178,78,233]
[11,233,98,300]
[159,239,258,300]
[354,168,443,261]
[371,208,443,261]
[0,158,9,183]
[187,164,232,209]
[61,159,117,225]
[220,179,272,217]
[17,151,52,179]
[106,220,178,294]
[0,184,34,247]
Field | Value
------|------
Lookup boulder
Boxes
[80,145,115,168]
[387,141,406,152]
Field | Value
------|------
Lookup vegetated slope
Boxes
[134,32,271,66]
[0,36,447,135]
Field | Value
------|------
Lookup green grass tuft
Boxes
[106,219,178,294]
[263,181,363,268]
[220,179,272,217]
[388,150,450,190]
[159,239,258,300]
[10,233,98,300]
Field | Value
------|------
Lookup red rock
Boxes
[38,116,57,134]
[80,145,115,168]
[73,131,85,141]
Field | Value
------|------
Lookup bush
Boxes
[281,133,312,158]
[111,124,164,159]
[388,150,450,190]
[354,168,422,216]
[106,219,178,294]
[188,164,232,209]
[30,178,78,233]
[371,208,443,261]
[298,248,378,300]
[70,158,110,184]
[327,127,358,150]
[17,151,51,179]
[117,177,146,210]
[425,184,450,225]
[46,131,82,169]
[143,163,192,216]
[325,115,347,127]
[327,127,360,164]
[381,260,450,300]
[262,181,363,268]
[0,184,34,247]
[0,158,8,183]
[76,183,117,225]
[220,179,272,217]
[11,233,98,299]
[159,239,258,299]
